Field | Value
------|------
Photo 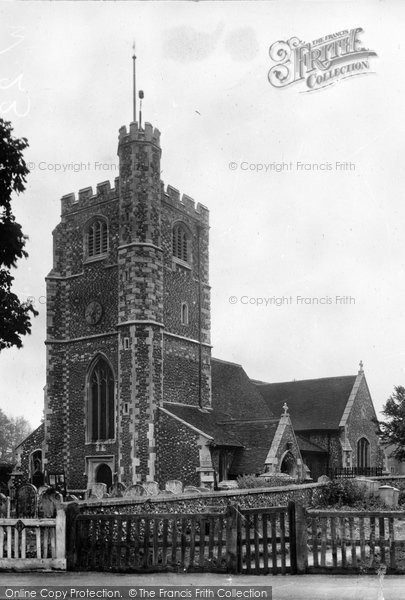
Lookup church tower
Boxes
[43,60,212,493]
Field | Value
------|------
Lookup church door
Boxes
[95,463,113,490]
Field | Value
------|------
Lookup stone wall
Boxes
[74,482,327,515]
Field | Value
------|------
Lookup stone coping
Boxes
[69,481,327,510]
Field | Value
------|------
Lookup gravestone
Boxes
[110,481,127,498]
[165,480,183,495]
[143,481,159,496]
[317,475,330,483]
[87,483,107,500]
[16,484,38,518]
[123,484,147,498]
[38,488,63,518]
[0,493,8,517]
[183,486,202,494]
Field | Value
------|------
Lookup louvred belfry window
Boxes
[86,220,108,258]
[88,358,115,442]
[172,223,189,263]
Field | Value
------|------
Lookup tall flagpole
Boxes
[132,41,136,123]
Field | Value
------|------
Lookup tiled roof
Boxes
[254,375,357,431]
[296,435,328,454]
[211,358,274,420]
[224,420,280,475]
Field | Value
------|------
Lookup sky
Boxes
[0,1,404,428]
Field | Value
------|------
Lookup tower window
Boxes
[181,302,189,326]
[173,223,190,263]
[87,358,115,442]
[85,219,108,259]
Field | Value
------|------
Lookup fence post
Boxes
[225,503,239,574]
[65,502,80,570]
[288,501,297,573]
[295,503,308,574]
[55,508,66,560]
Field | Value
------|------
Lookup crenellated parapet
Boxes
[163,184,209,225]
[61,178,119,214]
[118,121,161,147]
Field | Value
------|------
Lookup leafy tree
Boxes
[0,118,37,351]
[0,407,32,462]
[377,386,405,461]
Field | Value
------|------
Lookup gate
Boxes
[237,504,294,574]
[69,503,295,574]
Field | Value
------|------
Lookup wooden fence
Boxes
[306,509,405,574]
[69,503,293,574]
[0,509,66,571]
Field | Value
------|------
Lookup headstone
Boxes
[16,484,38,518]
[183,486,202,494]
[110,481,127,498]
[165,480,183,495]
[217,480,238,490]
[38,488,63,518]
[143,481,159,496]
[123,484,147,498]
[317,475,331,483]
[0,493,8,517]
[87,483,107,500]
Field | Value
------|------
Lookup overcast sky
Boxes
[1,1,404,428]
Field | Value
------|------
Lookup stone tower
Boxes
[43,116,212,493]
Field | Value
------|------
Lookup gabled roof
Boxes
[225,420,280,475]
[254,375,357,431]
[161,403,243,447]
[296,435,328,454]
[211,358,274,420]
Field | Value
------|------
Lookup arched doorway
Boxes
[280,451,297,477]
[95,463,113,490]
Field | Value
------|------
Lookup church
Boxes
[14,81,383,494]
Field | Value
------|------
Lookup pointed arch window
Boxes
[85,219,108,259]
[87,358,115,442]
[172,223,190,263]
[181,302,189,326]
[357,437,370,469]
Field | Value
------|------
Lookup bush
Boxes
[236,474,299,489]
[319,479,366,507]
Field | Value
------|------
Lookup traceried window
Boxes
[357,437,370,469]
[87,358,115,442]
[172,223,190,263]
[86,219,108,259]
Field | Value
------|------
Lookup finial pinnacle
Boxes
[132,42,137,123]
[359,360,364,373]
[282,402,289,416]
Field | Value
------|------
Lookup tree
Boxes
[0,118,38,351]
[377,386,405,461]
[0,407,32,462]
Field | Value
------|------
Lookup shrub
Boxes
[319,478,366,507]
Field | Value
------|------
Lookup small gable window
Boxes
[86,219,108,259]
[181,302,189,326]
[173,223,189,263]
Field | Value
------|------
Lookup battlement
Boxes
[118,121,161,147]
[61,178,119,214]
[163,184,209,224]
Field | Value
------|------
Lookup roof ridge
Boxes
[211,356,243,368]
[252,374,357,387]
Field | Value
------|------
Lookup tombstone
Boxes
[165,480,183,495]
[86,482,107,500]
[38,488,63,518]
[183,486,202,494]
[123,484,147,498]
[317,475,331,484]
[0,493,9,517]
[143,481,159,496]
[16,483,38,518]
[217,480,238,490]
[110,481,127,498]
